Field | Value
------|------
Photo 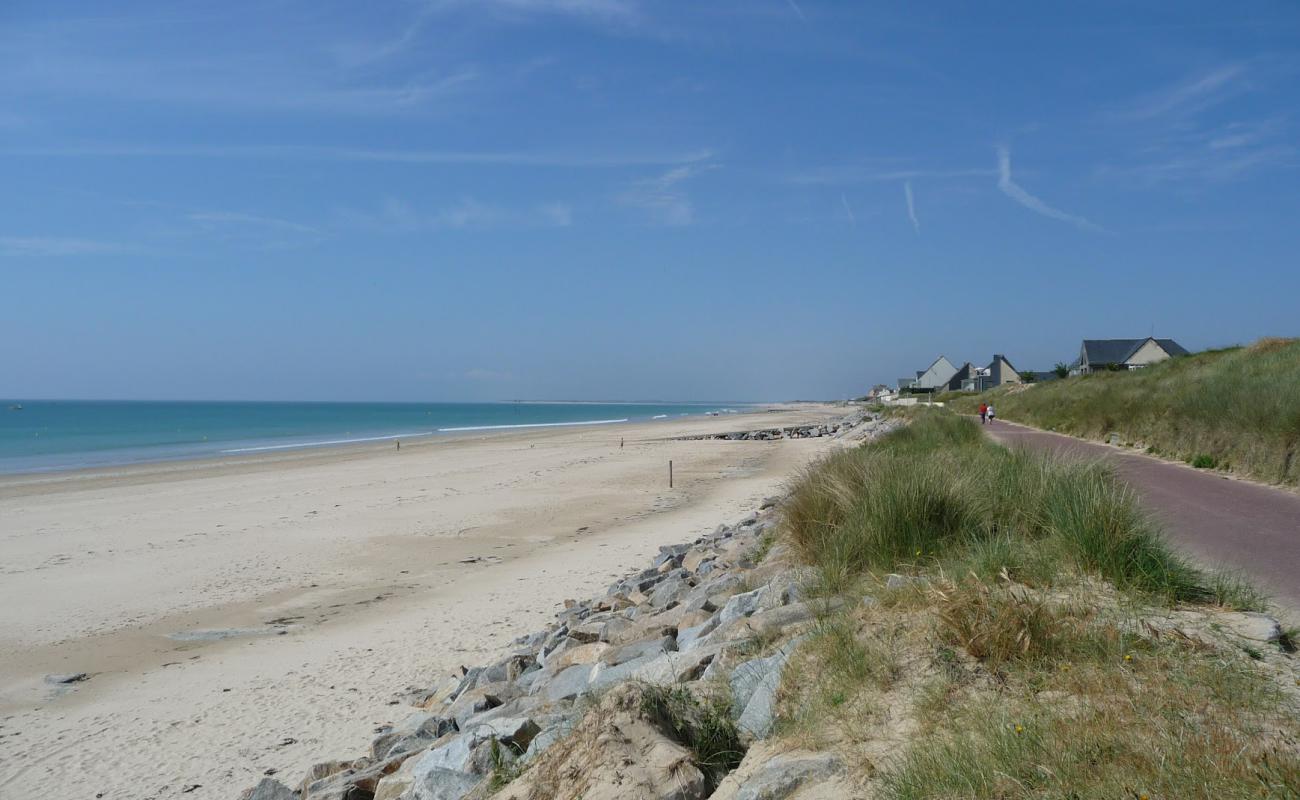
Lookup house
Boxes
[1069,338,1189,375]
[910,356,959,392]
[958,354,1023,392]
[944,362,976,392]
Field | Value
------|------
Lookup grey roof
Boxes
[1080,338,1188,366]
[990,353,1019,373]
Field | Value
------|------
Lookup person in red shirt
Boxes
[978,402,988,424]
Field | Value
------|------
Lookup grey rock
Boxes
[885,573,928,590]
[568,621,606,644]
[649,577,689,608]
[736,754,843,800]
[239,778,296,800]
[603,635,676,666]
[718,589,764,627]
[730,637,807,740]
[411,729,491,776]
[408,765,482,800]
[760,496,781,510]
[523,723,569,762]
[588,653,661,691]
[539,663,596,702]
[677,618,721,651]
[371,712,457,760]
[468,716,540,751]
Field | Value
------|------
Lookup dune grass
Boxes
[948,337,1300,486]
[774,409,1298,798]
[783,408,1208,604]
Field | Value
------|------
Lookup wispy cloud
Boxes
[903,181,919,233]
[187,211,320,235]
[1101,65,1293,186]
[0,236,128,256]
[839,193,856,226]
[184,211,324,250]
[447,0,640,21]
[1126,64,1246,120]
[786,164,994,186]
[996,146,1104,233]
[619,163,715,225]
[342,197,574,232]
[2,143,714,169]
[785,0,807,22]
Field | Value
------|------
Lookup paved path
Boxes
[983,419,1300,612]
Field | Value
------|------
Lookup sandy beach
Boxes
[0,405,847,800]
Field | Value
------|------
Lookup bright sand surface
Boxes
[0,405,847,800]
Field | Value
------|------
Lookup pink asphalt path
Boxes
[982,418,1300,612]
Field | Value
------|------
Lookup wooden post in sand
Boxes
[669,460,673,488]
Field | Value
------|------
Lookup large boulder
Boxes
[730,637,807,740]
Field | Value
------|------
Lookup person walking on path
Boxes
[986,403,996,423]
[978,402,988,424]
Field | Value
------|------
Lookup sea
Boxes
[0,400,750,475]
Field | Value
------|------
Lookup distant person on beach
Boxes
[987,403,996,423]
[978,402,988,424]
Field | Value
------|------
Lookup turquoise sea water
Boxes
[0,400,748,474]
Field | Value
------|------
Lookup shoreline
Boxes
[0,403,851,799]
[0,404,805,491]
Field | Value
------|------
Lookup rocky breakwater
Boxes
[238,499,855,800]
[681,408,895,442]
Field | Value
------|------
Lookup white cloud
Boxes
[786,0,807,22]
[0,236,127,256]
[619,163,714,226]
[903,181,919,233]
[996,147,1104,233]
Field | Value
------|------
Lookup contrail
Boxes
[786,0,807,22]
[903,181,919,233]
[996,146,1104,232]
[840,193,857,226]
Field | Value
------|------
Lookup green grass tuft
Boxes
[638,684,745,790]
[784,410,1211,604]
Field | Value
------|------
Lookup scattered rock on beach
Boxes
[44,672,88,685]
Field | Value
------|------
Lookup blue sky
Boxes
[2,1,1298,401]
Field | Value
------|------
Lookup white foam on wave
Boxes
[222,432,432,453]
[652,414,668,419]
[438,418,629,432]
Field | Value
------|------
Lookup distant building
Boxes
[958,354,1023,392]
[1069,338,1189,375]
[910,356,959,392]
[944,362,978,391]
